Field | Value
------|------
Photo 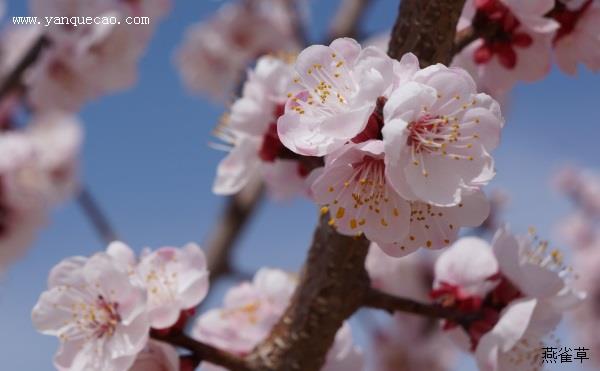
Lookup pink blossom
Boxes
[175,0,299,101]
[382,64,503,206]
[213,56,309,198]
[130,340,179,371]
[432,228,584,370]
[278,38,416,157]
[550,0,600,75]
[193,268,363,370]
[366,245,433,300]
[106,241,209,329]
[26,0,165,111]
[453,0,558,95]
[0,114,81,272]
[554,166,600,216]
[26,112,83,203]
[311,139,490,255]
[557,212,597,249]
[32,252,149,371]
[0,135,45,272]
[568,243,600,367]
[310,140,411,248]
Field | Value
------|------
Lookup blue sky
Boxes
[0,0,598,370]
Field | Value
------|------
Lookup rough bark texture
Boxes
[388,0,467,66]
[246,215,370,370]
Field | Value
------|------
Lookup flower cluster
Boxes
[432,228,584,370]
[453,0,600,96]
[0,112,81,273]
[274,38,503,256]
[193,268,363,371]
[9,0,171,112]
[175,0,300,101]
[31,241,209,371]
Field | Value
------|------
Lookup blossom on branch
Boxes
[453,0,559,95]
[25,0,169,112]
[193,268,363,371]
[277,38,414,157]
[175,0,299,101]
[32,252,150,371]
[213,55,310,199]
[550,0,600,75]
[432,228,584,371]
[31,241,209,370]
[107,241,209,330]
[0,112,82,273]
[278,38,500,255]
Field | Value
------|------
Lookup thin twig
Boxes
[0,35,50,100]
[364,288,471,324]
[454,26,479,55]
[77,186,120,244]
[204,178,265,279]
[152,331,251,371]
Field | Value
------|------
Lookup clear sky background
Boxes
[0,0,598,370]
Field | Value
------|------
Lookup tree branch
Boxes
[0,35,49,100]
[388,0,467,66]
[77,186,120,244]
[364,288,471,324]
[151,331,252,371]
[236,2,468,370]
[246,214,371,370]
[329,0,373,40]
[204,178,264,280]
[454,26,479,55]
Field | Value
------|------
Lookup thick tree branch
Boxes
[236,2,468,370]
[246,214,371,370]
[364,288,471,324]
[388,0,467,66]
[329,0,373,40]
[152,331,252,371]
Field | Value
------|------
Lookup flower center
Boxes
[67,294,121,341]
[259,104,292,163]
[548,0,593,43]
[472,0,533,69]
[432,274,522,350]
[352,96,387,143]
[348,156,388,210]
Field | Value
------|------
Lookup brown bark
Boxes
[388,0,467,66]
[152,331,252,371]
[246,214,371,370]
[0,35,49,100]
